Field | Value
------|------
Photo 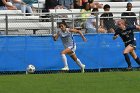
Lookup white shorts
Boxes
[68,45,76,55]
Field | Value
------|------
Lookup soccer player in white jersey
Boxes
[53,22,87,73]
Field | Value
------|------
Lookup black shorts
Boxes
[125,40,136,49]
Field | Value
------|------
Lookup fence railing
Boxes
[0,11,140,35]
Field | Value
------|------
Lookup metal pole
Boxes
[51,14,54,35]
[5,14,8,35]
[96,12,99,33]
[138,12,140,48]
[72,13,74,29]
[38,0,40,13]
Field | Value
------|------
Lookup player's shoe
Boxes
[81,64,85,73]
[127,66,132,70]
[61,66,69,71]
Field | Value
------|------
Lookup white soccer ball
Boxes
[27,64,35,73]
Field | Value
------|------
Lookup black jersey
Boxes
[100,12,116,30]
[121,12,137,26]
[114,25,136,43]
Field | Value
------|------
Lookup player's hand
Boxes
[113,36,117,40]
[83,37,87,42]
[52,34,56,37]
[52,34,56,41]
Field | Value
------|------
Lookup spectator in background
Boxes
[77,0,103,9]
[85,8,106,33]
[0,0,17,10]
[79,0,88,8]
[74,0,81,9]
[22,0,36,13]
[58,0,74,9]
[40,0,57,22]
[22,0,35,6]
[80,2,91,28]
[121,2,138,26]
[54,3,67,9]
[44,0,58,12]
[100,4,116,33]
[88,0,103,9]
[11,0,33,14]
[54,3,68,19]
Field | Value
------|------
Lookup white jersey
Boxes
[85,15,96,29]
[58,28,76,49]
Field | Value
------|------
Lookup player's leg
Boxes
[130,50,140,66]
[123,45,134,69]
[61,48,73,70]
[69,53,85,73]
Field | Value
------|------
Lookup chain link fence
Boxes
[0,11,140,74]
[0,11,140,35]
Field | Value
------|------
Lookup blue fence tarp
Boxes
[0,33,140,71]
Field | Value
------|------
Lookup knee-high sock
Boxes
[75,58,83,68]
[135,56,140,65]
[61,54,68,67]
[124,54,131,67]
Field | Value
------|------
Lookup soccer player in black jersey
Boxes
[113,19,140,69]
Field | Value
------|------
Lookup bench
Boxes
[0,10,22,14]
[0,14,57,35]
[0,22,57,34]
[49,9,82,29]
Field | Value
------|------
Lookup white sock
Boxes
[61,54,68,67]
[75,58,83,68]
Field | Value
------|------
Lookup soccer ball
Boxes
[26,64,35,73]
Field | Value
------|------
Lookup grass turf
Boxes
[0,71,140,93]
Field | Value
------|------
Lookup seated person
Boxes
[58,0,73,9]
[11,0,33,14]
[44,0,58,12]
[80,2,91,28]
[22,0,35,6]
[100,4,116,33]
[88,0,103,9]
[85,8,106,33]
[74,0,81,9]
[0,0,17,10]
[22,0,36,13]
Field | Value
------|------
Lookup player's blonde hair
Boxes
[117,19,126,25]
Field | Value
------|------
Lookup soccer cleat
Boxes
[61,66,69,71]
[127,66,132,70]
[81,64,85,73]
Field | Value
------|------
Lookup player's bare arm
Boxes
[135,25,140,30]
[70,29,87,42]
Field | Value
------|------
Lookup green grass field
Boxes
[0,71,140,93]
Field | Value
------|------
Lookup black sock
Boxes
[135,57,140,65]
[124,54,131,67]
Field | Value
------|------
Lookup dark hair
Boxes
[103,4,110,9]
[126,2,132,7]
[82,2,90,10]
[91,8,98,15]
[127,2,132,6]
[92,8,98,12]
[59,21,69,28]
[88,0,93,3]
